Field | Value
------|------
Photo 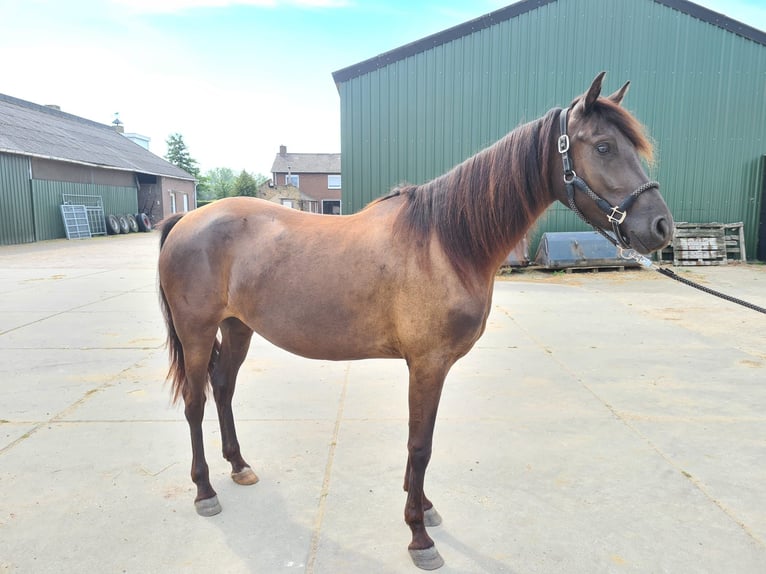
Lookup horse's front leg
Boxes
[404,459,442,527]
[404,358,451,570]
[212,318,258,486]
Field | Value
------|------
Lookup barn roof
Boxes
[332,0,766,85]
[0,93,195,181]
[271,151,341,174]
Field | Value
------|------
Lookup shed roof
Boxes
[271,151,341,174]
[332,0,766,85]
[0,93,195,181]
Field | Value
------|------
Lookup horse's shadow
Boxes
[206,473,518,573]
[430,526,519,574]
[207,475,402,573]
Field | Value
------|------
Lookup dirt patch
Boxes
[497,265,660,285]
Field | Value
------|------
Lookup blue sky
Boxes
[1,0,764,176]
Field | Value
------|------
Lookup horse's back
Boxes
[159,195,490,362]
[158,197,410,358]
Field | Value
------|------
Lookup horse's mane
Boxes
[371,108,561,285]
[369,99,654,286]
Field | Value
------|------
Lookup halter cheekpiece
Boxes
[558,107,659,250]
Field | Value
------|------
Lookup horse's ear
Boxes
[580,71,606,115]
[608,81,630,106]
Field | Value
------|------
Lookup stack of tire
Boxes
[105,213,152,235]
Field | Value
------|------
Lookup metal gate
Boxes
[60,204,92,239]
[61,194,106,236]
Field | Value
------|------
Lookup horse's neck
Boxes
[474,121,558,259]
[388,114,559,287]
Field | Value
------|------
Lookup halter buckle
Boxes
[557,134,570,154]
[607,206,627,224]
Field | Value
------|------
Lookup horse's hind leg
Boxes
[212,317,258,486]
[180,329,223,517]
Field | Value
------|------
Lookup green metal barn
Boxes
[0,94,196,245]
[332,0,766,260]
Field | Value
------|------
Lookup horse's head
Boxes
[554,72,673,254]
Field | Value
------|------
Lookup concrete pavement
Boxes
[0,232,764,573]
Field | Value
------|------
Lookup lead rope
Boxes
[618,250,766,315]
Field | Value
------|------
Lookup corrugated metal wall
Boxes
[0,153,35,245]
[1,152,141,244]
[31,180,138,241]
[338,0,766,256]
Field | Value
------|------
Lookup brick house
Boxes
[268,145,341,214]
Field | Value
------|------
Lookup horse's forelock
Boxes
[593,99,655,164]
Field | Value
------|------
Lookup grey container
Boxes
[534,231,639,270]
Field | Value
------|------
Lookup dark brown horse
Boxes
[158,73,673,570]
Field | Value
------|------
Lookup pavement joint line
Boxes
[0,268,118,295]
[305,361,351,574]
[0,419,185,424]
[607,410,766,549]
[0,282,156,337]
[0,356,149,456]
[4,416,561,424]
[0,345,164,351]
[494,303,766,550]
[615,411,766,423]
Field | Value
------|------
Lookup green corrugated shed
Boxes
[0,152,141,243]
[0,153,35,245]
[30,181,138,241]
[333,0,766,259]
[0,93,196,245]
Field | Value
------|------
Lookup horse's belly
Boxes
[255,320,400,361]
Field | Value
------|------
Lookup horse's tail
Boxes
[158,214,221,404]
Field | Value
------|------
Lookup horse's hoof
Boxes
[231,466,259,486]
[409,546,445,570]
[424,506,442,527]
[195,495,222,517]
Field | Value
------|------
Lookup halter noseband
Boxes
[558,107,659,250]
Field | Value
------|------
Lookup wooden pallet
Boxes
[563,265,628,273]
[674,224,726,265]
[655,222,745,266]
[723,222,747,262]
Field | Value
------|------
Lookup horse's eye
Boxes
[596,142,610,155]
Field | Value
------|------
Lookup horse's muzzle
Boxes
[627,212,674,254]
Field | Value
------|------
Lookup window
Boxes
[322,200,341,215]
[285,174,299,187]
[281,199,294,209]
[182,194,189,212]
[327,174,341,189]
[170,192,177,214]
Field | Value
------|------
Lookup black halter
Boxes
[558,107,659,250]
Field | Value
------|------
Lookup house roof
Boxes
[0,93,195,181]
[332,0,766,85]
[271,151,341,174]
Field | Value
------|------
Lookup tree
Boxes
[232,170,259,197]
[205,167,236,199]
[165,133,200,179]
[253,173,269,189]
[195,173,212,200]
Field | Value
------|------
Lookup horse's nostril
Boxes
[654,216,672,241]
